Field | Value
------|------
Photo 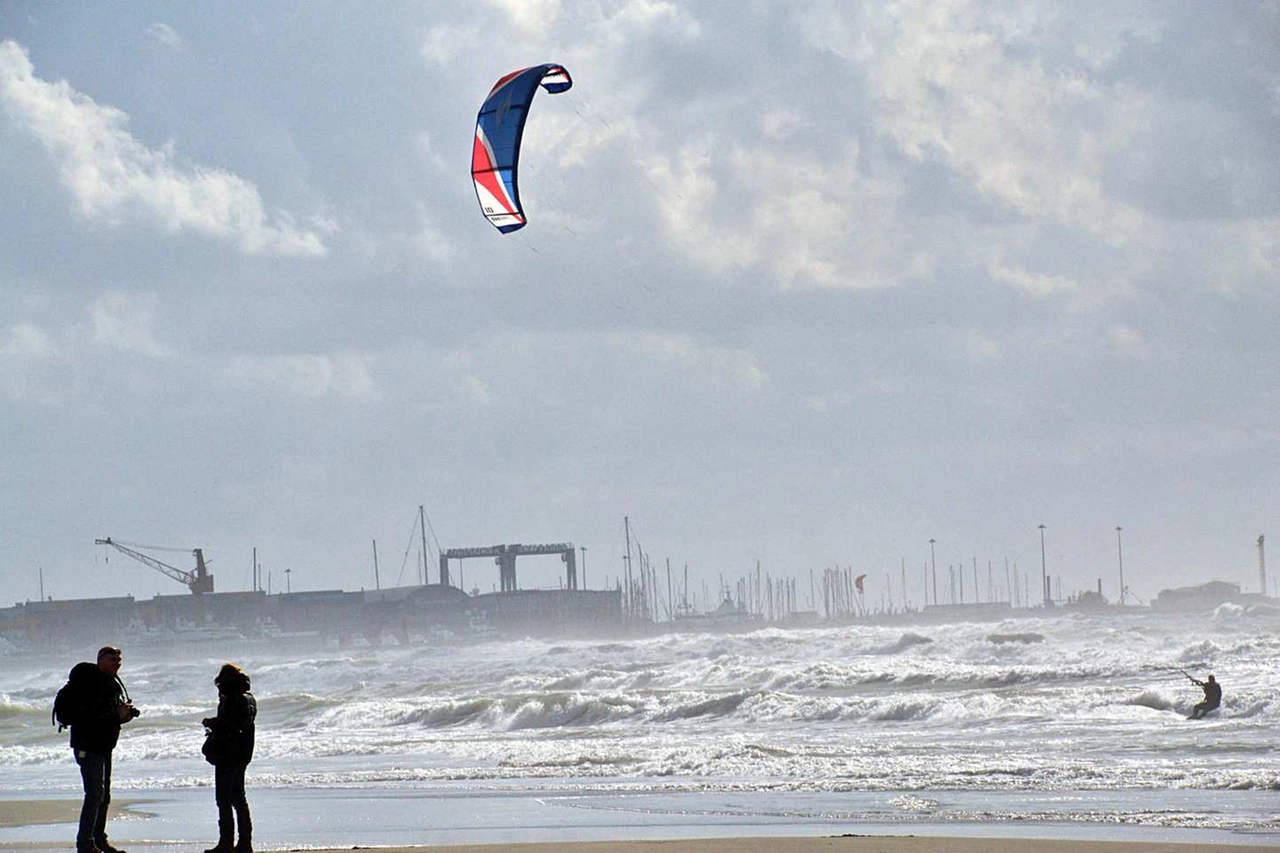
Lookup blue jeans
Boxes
[75,750,112,851]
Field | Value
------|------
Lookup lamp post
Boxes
[1038,524,1048,607]
[929,538,937,607]
[285,567,292,594]
[1115,526,1124,606]
[580,546,587,589]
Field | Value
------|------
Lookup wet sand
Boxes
[0,798,149,830]
[2,800,1275,851]
[303,839,1278,853]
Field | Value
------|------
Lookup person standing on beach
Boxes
[68,646,139,853]
[201,663,257,853]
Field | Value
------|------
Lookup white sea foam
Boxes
[3,609,1278,836]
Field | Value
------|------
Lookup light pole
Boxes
[1038,524,1048,607]
[285,567,292,594]
[580,546,587,589]
[1115,526,1124,606]
[928,538,937,607]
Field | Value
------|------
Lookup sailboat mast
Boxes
[419,505,432,586]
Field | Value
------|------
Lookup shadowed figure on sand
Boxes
[201,663,258,853]
[61,645,139,853]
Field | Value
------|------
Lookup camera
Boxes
[128,706,141,719]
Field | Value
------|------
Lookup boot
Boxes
[204,807,234,853]
[233,803,252,853]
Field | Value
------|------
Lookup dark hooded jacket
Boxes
[204,669,256,766]
[67,662,130,753]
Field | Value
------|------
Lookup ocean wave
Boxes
[5,614,1279,812]
[986,632,1045,644]
[1177,639,1221,665]
[1124,689,1177,712]
[868,699,936,722]
[401,697,495,727]
[1227,698,1270,719]
[496,692,642,730]
[654,690,757,722]
[888,794,939,813]
[519,752,644,769]
[870,632,933,654]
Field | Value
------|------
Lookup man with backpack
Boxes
[57,646,140,853]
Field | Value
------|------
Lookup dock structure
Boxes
[1,536,620,649]
[441,543,578,591]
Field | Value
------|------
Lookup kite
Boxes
[471,64,573,234]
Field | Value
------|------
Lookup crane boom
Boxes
[95,537,215,594]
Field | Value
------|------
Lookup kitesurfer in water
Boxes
[1187,672,1221,719]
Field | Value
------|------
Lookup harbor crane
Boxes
[95,537,215,594]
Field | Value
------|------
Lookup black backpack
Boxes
[52,662,96,731]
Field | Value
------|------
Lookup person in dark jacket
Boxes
[69,646,139,853]
[202,663,257,853]
[1190,673,1222,719]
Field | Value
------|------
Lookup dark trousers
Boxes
[214,763,247,808]
[1193,700,1219,719]
[75,749,112,850]
[214,763,251,848]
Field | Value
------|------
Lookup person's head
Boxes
[97,646,122,675]
[215,662,250,693]
[1207,674,1216,683]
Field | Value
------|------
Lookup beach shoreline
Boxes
[2,799,1278,853]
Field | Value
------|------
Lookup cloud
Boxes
[0,39,328,257]
[623,330,769,392]
[420,23,480,66]
[87,291,168,357]
[487,0,563,35]
[803,1,1155,245]
[220,352,377,402]
[1,323,58,359]
[0,323,64,401]
[144,22,184,52]
[988,261,1077,298]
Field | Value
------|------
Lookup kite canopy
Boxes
[471,64,573,234]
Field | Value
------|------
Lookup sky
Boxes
[2,1,1278,612]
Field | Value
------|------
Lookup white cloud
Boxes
[759,109,808,141]
[0,39,328,257]
[988,261,1077,298]
[599,0,700,41]
[621,331,768,392]
[487,0,563,35]
[644,132,909,289]
[960,329,1002,362]
[420,23,480,66]
[220,352,377,402]
[804,0,1156,246]
[645,139,759,274]
[1211,219,1280,295]
[145,23,184,52]
[87,291,168,357]
[0,323,64,401]
[1,323,58,359]
[1106,323,1147,354]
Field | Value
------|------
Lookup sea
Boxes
[2,606,1278,849]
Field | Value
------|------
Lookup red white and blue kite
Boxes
[471,64,573,234]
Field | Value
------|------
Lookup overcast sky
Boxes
[2,2,1277,611]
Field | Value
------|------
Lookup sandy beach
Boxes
[303,840,1280,853]
[2,800,1278,853]
[0,798,151,830]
